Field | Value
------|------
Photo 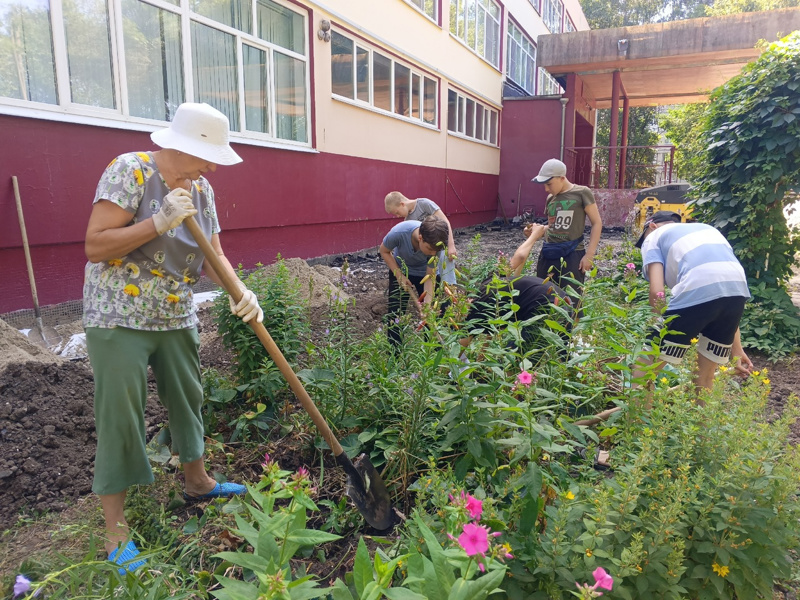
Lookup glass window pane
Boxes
[373,52,391,112]
[191,21,239,130]
[465,0,476,48]
[122,0,184,121]
[411,73,420,120]
[191,0,252,33]
[257,0,304,54]
[63,0,114,108]
[447,89,457,131]
[356,45,369,102]
[394,63,409,117]
[0,0,57,104]
[449,0,458,35]
[490,110,497,144]
[465,98,474,137]
[243,44,268,133]
[330,31,353,99]
[274,51,306,142]
[457,96,465,132]
[423,78,436,125]
[475,104,484,140]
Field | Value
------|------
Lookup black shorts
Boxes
[648,296,747,365]
[536,249,585,291]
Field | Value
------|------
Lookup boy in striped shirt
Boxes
[635,211,753,394]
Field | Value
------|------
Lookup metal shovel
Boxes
[185,217,395,530]
[12,176,61,351]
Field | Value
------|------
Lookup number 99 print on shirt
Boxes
[543,185,597,250]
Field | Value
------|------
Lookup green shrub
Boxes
[212,257,309,399]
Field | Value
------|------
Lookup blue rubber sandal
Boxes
[108,540,147,575]
[183,481,246,502]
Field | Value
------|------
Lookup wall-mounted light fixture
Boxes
[617,38,629,57]
[318,19,331,42]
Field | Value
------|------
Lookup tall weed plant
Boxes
[213,257,310,398]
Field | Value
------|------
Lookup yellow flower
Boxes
[133,169,143,186]
[136,152,151,162]
[166,294,180,304]
[719,366,728,373]
[151,268,165,277]
[761,367,768,375]
[660,377,668,384]
[712,563,730,577]
[108,258,123,267]
[123,284,140,297]
[566,491,575,500]
[762,378,770,385]
[585,549,593,557]
[752,370,760,377]
[690,337,698,344]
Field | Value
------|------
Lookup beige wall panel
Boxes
[445,135,500,175]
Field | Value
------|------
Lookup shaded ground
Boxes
[1,223,799,580]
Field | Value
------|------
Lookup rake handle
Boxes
[185,217,344,457]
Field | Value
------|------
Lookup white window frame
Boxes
[449,0,501,69]
[538,69,563,96]
[505,20,536,95]
[331,29,439,128]
[403,0,439,22]
[447,87,498,146]
[541,0,563,33]
[564,12,575,32]
[0,0,312,149]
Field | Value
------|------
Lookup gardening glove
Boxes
[152,189,197,235]
[229,281,263,324]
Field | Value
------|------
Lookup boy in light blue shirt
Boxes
[635,211,753,394]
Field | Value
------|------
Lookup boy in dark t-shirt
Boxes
[459,223,575,351]
[531,159,602,293]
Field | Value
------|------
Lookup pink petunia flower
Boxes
[517,371,533,386]
[625,263,636,270]
[458,523,490,556]
[464,494,483,520]
[593,567,614,590]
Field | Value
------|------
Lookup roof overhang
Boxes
[538,8,800,108]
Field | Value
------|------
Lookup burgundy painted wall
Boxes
[0,115,497,313]
[497,97,563,221]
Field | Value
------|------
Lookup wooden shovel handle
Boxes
[184,217,344,457]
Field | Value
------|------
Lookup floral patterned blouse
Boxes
[82,152,220,331]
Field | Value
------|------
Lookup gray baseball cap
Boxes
[532,159,567,183]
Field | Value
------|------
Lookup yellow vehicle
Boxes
[627,184,693,238]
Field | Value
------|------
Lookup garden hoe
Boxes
[186,217,396,531]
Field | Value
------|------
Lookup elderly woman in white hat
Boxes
[82,103,260,573]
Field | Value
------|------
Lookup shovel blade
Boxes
[336,453,395,530]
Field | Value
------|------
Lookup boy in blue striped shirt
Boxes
[635,211,753,394]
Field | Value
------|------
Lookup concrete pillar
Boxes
[608,70,621,189]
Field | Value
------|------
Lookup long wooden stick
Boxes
[12,176,45,335]
[574,406,622,427]
[184,217,343,457]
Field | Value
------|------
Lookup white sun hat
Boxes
[151,103,242,165]
[532,158,567,183]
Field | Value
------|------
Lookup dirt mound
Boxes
[0,361,167,529]
[263,258,350,309]
[0,318,63,372]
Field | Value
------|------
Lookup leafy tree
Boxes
[595,106,660,188]
[658,102,709,183]
[691,32,800,354]
[705,0,799,15]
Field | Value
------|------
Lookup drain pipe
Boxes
[559,96,569,161]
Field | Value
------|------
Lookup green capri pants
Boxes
[86,326,205,495]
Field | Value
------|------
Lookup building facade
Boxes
[0,0,590,312]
